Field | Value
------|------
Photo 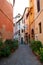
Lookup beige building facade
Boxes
[29,0,43,43]
[34,0,43,43]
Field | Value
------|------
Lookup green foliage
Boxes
[1,46,11,57]
[30,40,43,62]
[35,41,42,51]
[0,39,19,57]
[31,40,37,51]
[40,47,43,62]
[4,39,13,50]
[0,40,3,48]
[5,39,18,50]
[11,39,18,50]
[12,41,18,50]
[31,40,42,52]
[0,40,3,56]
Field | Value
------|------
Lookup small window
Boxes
[39,22,42,33]
[21,29,23,33]
[19,30,20,35]
[31,12,32,15]
[37,0,40,12]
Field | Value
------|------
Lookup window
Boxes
[37,0,40,12]
[19,30,20,35]
[31,12,32,15]
[21,29,24,33]
[31,29,34,35]
[39,22,42,33]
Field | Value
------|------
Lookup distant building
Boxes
[13,14,22,40]
[23,7,30,44]
[0,0,13,40]
[13,14,24,43]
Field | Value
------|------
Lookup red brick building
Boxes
[0,0,13,40]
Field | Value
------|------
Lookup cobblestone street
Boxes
[0,44,42,65]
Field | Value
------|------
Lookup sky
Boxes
[7,0,13,5]
[6,0,30,17]
[13,0,29,17]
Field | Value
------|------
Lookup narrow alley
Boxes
[0,0,43,65]
[0,44,42,65]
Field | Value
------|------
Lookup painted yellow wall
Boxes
[29,0,35,39]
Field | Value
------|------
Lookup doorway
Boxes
[21,37,23,44]
[31,29,35,40]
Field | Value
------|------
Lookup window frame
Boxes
[39,22,42,33]
[37,0,40,12]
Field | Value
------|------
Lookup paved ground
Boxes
[0,44,42,65]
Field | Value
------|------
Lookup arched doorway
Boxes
[24,33,28,44]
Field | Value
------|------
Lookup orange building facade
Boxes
[29,0,35,40]
[0,0,13,40]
